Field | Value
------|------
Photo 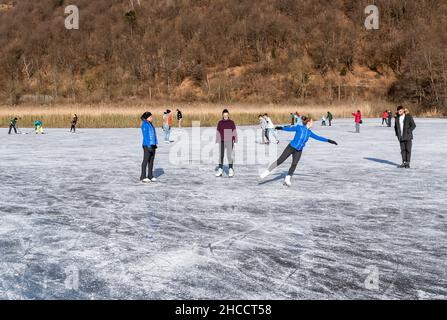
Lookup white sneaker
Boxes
[141,178,151,183]
[259,170,271,179]
[215,168,223,177]
[284,175,292,187]
[165,141,170,144]
[151,177,158,182]
[229,168,234,177]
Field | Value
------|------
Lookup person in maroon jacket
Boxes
[215,109,238,177]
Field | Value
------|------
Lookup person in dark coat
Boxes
[387,110,393,127]
[8,117,18,134]
[327,111,333,126]
[395,106,416,168]
[70,114,78,133]
[176,109,183,128]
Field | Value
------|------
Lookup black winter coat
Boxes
[395,114,416,141]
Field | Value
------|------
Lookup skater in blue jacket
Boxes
[260,116,338,186]
[140,112,158,183]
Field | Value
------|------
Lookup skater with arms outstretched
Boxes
[260,116,337,187]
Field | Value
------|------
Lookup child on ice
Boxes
[34,120,44,134]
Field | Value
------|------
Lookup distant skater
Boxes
[34,120,44,134]
[382,110,388,125]
[321,115,326,126]
[352,110,362,133]
[264,114,279,143]
[260,116,337,187]
[8,117,18,134]
[177,109,183,128]
[70,114,78,133]
[290,113,296,126]
[327,111,333,126]
[162,109,173,143]
[395,106,416,169]
[259,114,269,144]
[295,113,303,126]
[215,109,238,178]
[140,112,158,183]
[387,110,393,127]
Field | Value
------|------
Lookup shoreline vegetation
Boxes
[0,101,444,128]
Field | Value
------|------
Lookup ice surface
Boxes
[0,119,446,299]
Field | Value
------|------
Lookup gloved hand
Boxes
[151,145,158,150]
[275,126,283,131]
[328,139,338,145]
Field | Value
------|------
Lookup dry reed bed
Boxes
[0,101,430,128]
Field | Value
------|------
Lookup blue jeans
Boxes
[163,125,171,141]
[267,128,279,142]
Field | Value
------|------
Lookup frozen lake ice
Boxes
[0,118,446,299]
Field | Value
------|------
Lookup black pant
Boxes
[8,125,17,134]
[268,144,302,176]
[264,129,270,143]
[400,140,412,163]
[70,124,76,132]
[141,146,156,180]
[219,141,234,169]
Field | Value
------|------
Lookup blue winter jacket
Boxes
[283,125,328,151]
[141,120,158,147]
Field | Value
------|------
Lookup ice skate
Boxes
[259,170,271,179]
[215,168,223,177]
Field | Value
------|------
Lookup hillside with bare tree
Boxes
[0,0,446,113]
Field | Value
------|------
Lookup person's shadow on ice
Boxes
[364,157,399,167]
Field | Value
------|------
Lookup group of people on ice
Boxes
[140,105,416,186]
[321,111,333,126]
[7,117,45,134]
[381,109,394,127]
[7,114,80,135]
[161,109,183,144]
[140,108,340,186]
